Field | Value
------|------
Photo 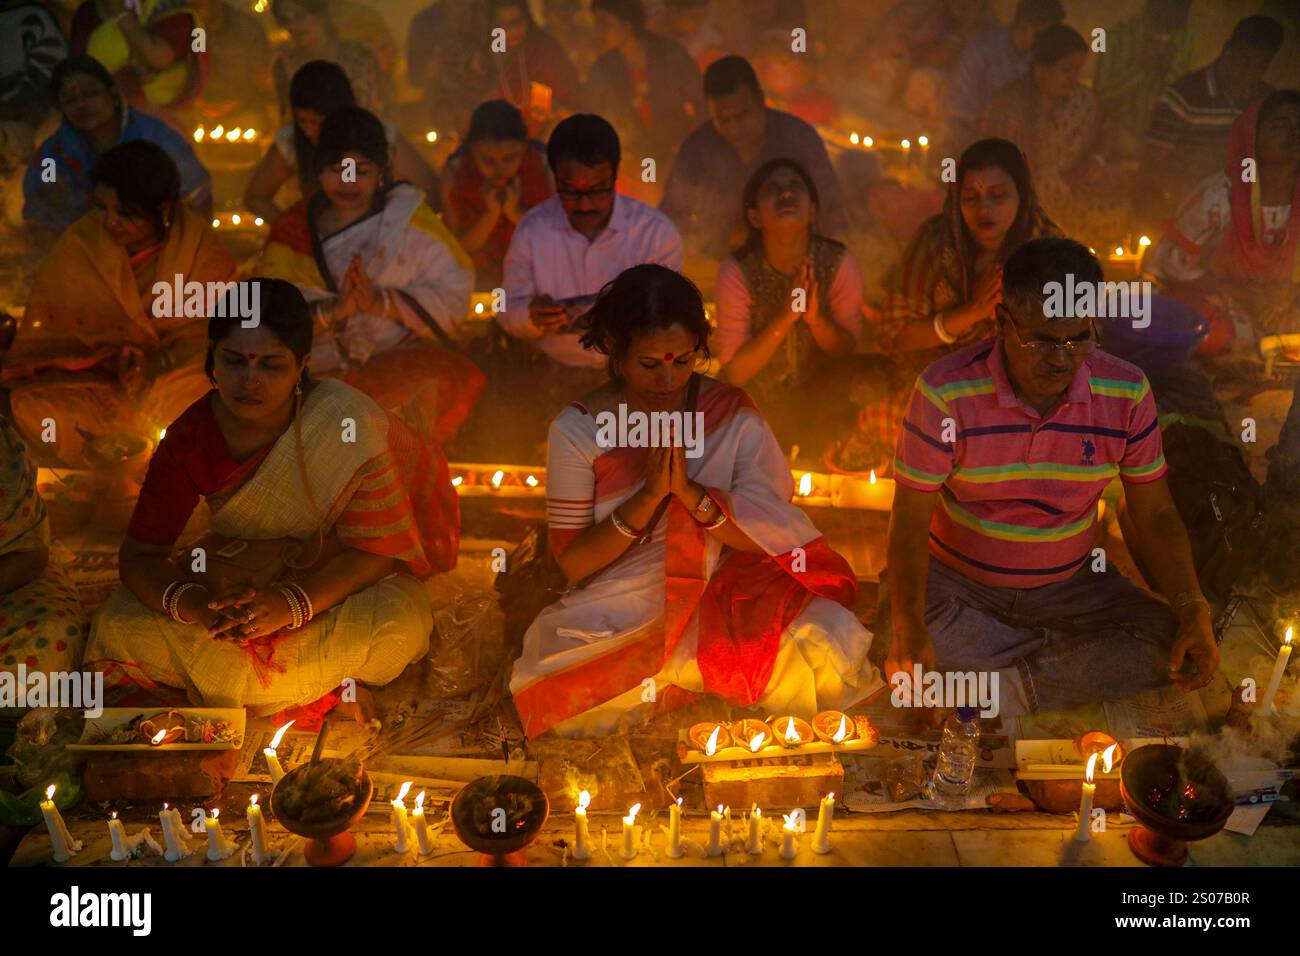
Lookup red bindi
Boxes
[663,353,675,362]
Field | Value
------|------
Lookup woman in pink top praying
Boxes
[714,159,868,468]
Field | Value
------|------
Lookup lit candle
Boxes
[746,805,762,855]
[780,810,799,860]
[620,803,641,860]
[40,785,80,863]
[264,720,294,784]
[707,805,723,856]
[412,791,434,855]
[159,803,185,861]
[812,793,835,854]
[1075,752,1099,842]
[391,781,413,854]
[108,812,129,861]
[205,808,235,861]
[1261,626,1293,714]
[573,790,591,860]
[169,804,191,844]
[667,797,684,859]
[490,469,504,490]
[246,795,268,865]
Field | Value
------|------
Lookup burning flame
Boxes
[798,472,812,496]
[832,714,848,743]
[211,125,225,139]
[212,218,221,228]
[625,802,641,824]
[415,791,426,810]
[749,731,767,752]
[474,302,485,314]
[1101,744,1119,774]
[782,810,798,830]
[425,130,439,143]
[716,805,723,815]
[250,794,258,808]
[243,128,256,140]
[705,725,720,756]
[226,127,242,143]
[1114,246,1125,257]
[254,217,265,226]
[193,126,205,142]
[151,729,167,745]
[46,784,56,800]
[525,475,539,487]
[231,214,241,226]
[918,135,929,146]
[394,781,412,805]
[1138,235,1151,247]
[268,720,294,750]
[676,797,683,807]
[490,469,504,489]
[578,790,591,810]
[451,475,463,487]
[869,469,877,484]
[863,136,874,147]
[1084,751,1099,784]
[901,138,911,149]
[849,132,860,144]
[111,811,118,820]
[1286,626,1294,646]
[211,808,220,821]
[784,717,800,743]
[827,792,835,801]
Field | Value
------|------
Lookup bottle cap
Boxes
[955,706,980,722]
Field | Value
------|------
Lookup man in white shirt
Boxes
[501,113,683,370]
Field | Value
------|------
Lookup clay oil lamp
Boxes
[774,716,813,749]
[140,711,186,746]
[813,710,856,744]
[688,722,732,756]
[731,719,771,753]
[1075,730,1127,765]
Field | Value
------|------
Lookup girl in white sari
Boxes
[87,279,457,715]
[259,106,483,445]
[509,265,883,737]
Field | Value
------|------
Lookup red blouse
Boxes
[126,391,272,547]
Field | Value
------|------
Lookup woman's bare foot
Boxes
[332,683,378,725]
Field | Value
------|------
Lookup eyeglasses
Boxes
[557,183,615,202]
[998,304,1098,356]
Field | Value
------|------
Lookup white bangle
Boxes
[933,310,957,345]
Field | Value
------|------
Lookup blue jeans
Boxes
[924,557,1178,713]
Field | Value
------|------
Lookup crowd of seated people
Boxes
[0,1,1295,734]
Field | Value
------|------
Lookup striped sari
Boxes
[85,380,450,714]
[509,381,883,737]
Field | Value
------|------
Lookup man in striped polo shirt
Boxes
[886,238,1217,715]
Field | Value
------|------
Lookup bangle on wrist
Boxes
[933,310,957,345]
[610,509,641,539]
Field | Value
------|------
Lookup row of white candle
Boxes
[390,781,439,855]
[573,790,835,861]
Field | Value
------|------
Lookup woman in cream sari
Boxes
[86,279,456,715]
[510,265,883,738]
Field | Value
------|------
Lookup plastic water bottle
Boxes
[929,706,980,808]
